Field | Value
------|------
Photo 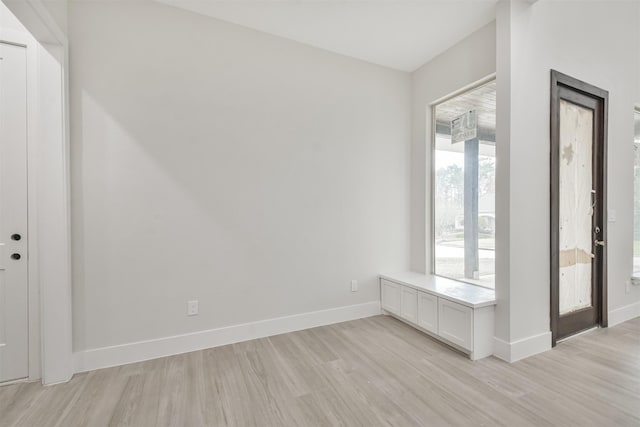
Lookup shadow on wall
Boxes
[70,1,411,350]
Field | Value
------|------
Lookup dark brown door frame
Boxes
[550,70,608,346]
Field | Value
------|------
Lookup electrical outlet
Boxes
[351,280,358,292]
[187,300,199,316]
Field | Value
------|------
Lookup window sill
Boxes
[379,272,496,308]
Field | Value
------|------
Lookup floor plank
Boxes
[1,316,638,426]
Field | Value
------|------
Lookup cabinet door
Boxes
[381,280,401,315]
[418,292,438,334]
[438,299,473,350]
[400,287,418,324]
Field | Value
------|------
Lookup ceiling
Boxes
[436,80,496,137]
[434,80,496,154]
[155,0,497,72]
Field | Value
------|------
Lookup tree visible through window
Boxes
[433,81,496,289]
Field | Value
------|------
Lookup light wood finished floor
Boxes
[1,316,639,427]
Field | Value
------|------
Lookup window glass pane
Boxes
[433,81,496,289]
[633,109,640,277]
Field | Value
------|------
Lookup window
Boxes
[432,81,496,289]
[633,108,640,278]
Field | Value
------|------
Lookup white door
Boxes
[0,41,29,383]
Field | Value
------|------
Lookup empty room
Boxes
[0,0,639,425]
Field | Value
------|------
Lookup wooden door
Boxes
[551,70,608,345]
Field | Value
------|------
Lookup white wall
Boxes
[2,0,66,44]
[69,0,410,352]
[410,22,496,273]
[495,0,640,354]
[41,0,66,36]
[0,1,26,31]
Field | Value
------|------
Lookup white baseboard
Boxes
[73,301,381,374]
[609,301,640,327]
[493,331,552,363]
[492,303,640,363]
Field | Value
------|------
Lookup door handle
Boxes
[595,240,605,247]
[10,253,21,260]
[11,233,21,241]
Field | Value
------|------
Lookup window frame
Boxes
[632,106,640,284]
[429,75,496,288]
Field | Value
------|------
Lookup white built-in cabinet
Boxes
[438,298,472,350]
[381,280,401,314]
[400,287,418,323]
[417,292,438,334]
[380,272,496,360]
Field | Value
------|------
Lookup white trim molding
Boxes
[74,301,381,374]
[3,0,67,45]
[2,0,72,386]
[609,301,640,327]
[493,331,552,363]
[1,26,43,384]
[1,2,71,385]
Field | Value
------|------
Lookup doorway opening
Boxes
[0,0,72,385]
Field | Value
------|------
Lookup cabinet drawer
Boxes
[438,299,472,350]
[381,279,401,315]
[417,292,438,334]
[400,287,418,323]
